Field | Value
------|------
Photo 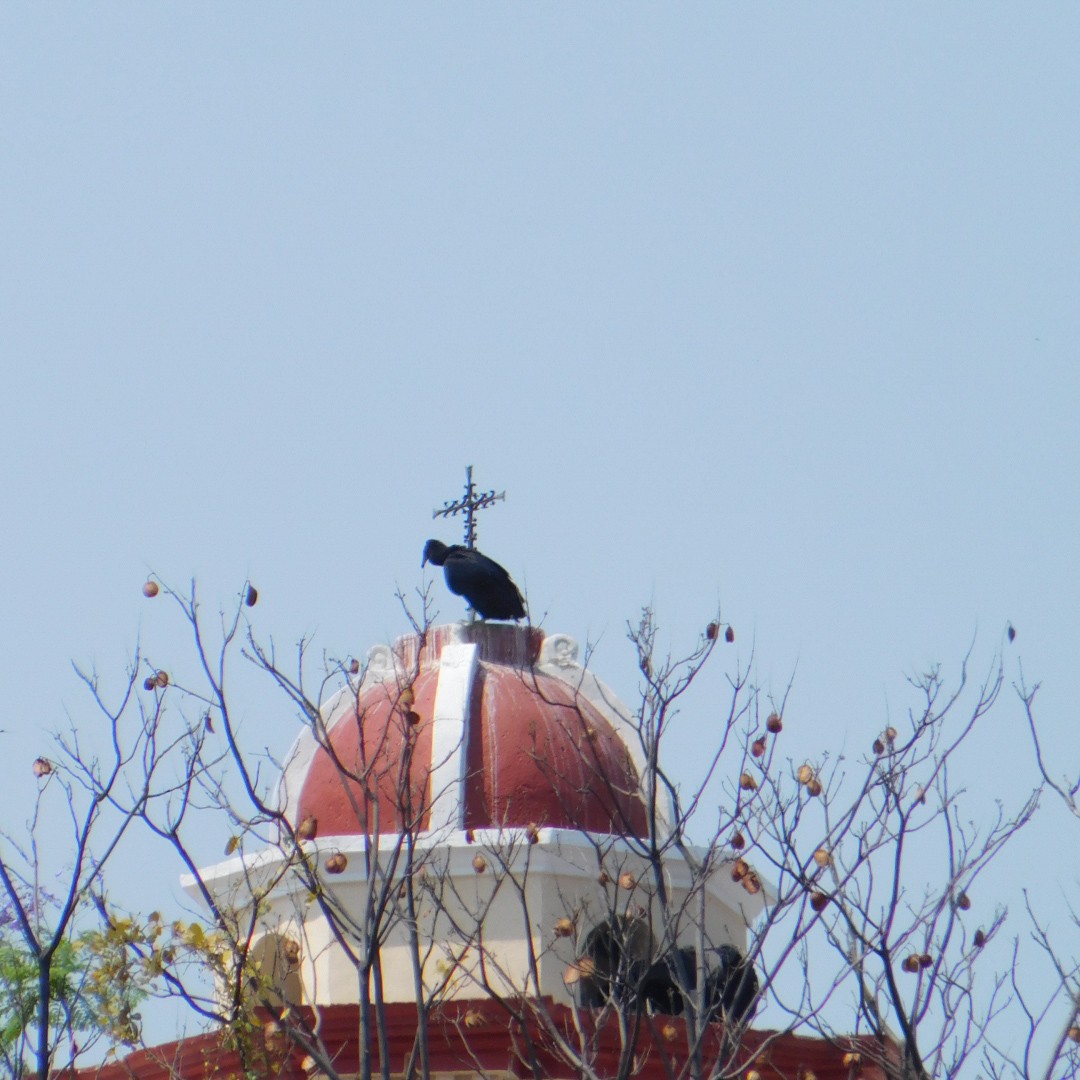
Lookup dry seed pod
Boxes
[264,1027,288,1054]
[400,686,415,708]
[731,831,746,851]
[974,929,986,948]
[766,712,783,734]
[731,859,750,882]
[464,1009,485,1029]
[740,772,758,791]
[806,777,823,797]
[842,1052,862,1067]
[809,891,829,912]
[1067,1025,1080,1044]
[902,954,921,973]
[918,953,933,969]
[155,671,169,688]
[472,854,487,874]
[562,964,582,986]
[662,1022,678,1042]
[142,580,159,598]
[245,585,258,607]
[554,917,575,938]
[349,658,360,675]
[813,848,832,867]
[404,710,421,726]
[797,764,814,785]
[325,852,347,874]
[742,872,762,895]
[872,738,885,755]
[751,736,767,758]
[597,869,611,886]
[618,871,636,891]
[525,822,540,845]
[956,892,972,911]
[281,939,301,963]
[32,757,53,778]
[706,622,719,641]
[296,816,318,842]
[143,676,156,691]
[725,626,735,643]
[884,726,898,743]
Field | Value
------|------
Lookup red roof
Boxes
[295,624,648,837]
[74,1002,893,1079]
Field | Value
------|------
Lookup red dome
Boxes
[295,624,647,837]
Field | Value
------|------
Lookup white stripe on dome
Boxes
[427,641,478,833]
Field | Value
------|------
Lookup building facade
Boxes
[80,622,886,1080]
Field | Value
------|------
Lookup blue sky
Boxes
[2,3,1078,1057]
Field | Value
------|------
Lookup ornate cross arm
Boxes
[432,465,506,550]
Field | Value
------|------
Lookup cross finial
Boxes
[432,466,506,550]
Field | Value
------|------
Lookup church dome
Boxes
[290,623,649,838]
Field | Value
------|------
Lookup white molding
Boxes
[427,642,479,833]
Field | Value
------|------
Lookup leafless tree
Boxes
[408,616,1049,1080]
[92,578,479,1080]
[0,648,197,1079]
[998,672,1080,1080]
[22,579,1068,1080]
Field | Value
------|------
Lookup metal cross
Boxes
[432,466,506,550]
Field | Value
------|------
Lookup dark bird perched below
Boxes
[422,539,526,621]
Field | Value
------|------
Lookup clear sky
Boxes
[2,2,1078,1059]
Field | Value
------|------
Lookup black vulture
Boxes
[422,539,526,621]
[704,944,759,1023]
[573,922,758,1023]
[638,945,758,1022]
